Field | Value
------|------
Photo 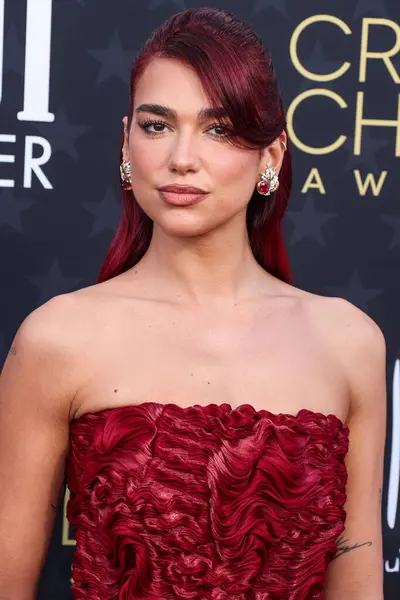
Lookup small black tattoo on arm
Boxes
[51,486,65,513]
[9,345,16,356]
[333,535,372,559]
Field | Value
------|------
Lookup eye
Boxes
[208,124,231,138]
[138,119,232,139]
[139,119,167,135]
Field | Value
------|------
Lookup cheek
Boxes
[130,143,160,178]
[216,155,259,197]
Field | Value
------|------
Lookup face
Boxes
[122,58,286,237]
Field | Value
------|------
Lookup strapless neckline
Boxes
[71,400,349,429]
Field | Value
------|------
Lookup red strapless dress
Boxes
[66,402,349,600]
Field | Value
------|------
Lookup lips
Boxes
[158,190,209,206]
[158,184,208,194]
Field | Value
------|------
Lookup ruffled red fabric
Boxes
[66,402,349,600]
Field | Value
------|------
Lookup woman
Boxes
[0,7,386,600]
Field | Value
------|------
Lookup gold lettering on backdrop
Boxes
[359,18,400,83]
[355,91,400,156]
[286,89,347,154]
[290,14,352,81]
[301,168,327,194]
[354,170,388,195]
[288,14,399,196]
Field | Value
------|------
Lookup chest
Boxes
[72,298,349,422]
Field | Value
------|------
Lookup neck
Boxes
[131,220,277,308]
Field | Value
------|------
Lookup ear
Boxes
[121,116,130,162]
[258,131,287,179]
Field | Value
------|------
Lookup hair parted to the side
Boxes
[97,7,292,284]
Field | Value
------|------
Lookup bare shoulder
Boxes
[12,277,130,362]
[2,292,93,420]
[20,279,116,335]
[304,294,386,356]
[285,285,385,368]
[302,293,386,416]
[12,292,86,356]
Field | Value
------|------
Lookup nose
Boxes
[168,130,200,173]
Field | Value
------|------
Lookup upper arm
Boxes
[323,298,387,599]
[0,295,79,599]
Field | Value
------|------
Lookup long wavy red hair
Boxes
[97,7,292,284]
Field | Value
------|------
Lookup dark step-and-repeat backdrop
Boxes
[0,1,399,598]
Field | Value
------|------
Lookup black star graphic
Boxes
[353,0,387,19]
[0,190,33,234]
[54,0,85,5]
[284,194,337,247]
[381,214,400,249]
[148,0,187,10]
[82,187,122,237]
[30,107,89,160]
[326,270,383,313]
[26,258,84,306]
[297,40,347,93]
[88,29,134,85]
[342,132,388,173]
[252,0,288,17]
[4,25,24,77]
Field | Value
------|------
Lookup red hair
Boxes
[97,7,292,284]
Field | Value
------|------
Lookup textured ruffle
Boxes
[66,402,350,600]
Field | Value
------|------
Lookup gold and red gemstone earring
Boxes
[256,140,286,196]
[120,160,132,191]
[256,165,279,196]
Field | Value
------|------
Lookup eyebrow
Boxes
[134,103,229,121]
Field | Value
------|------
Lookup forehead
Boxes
[133,58,221,120]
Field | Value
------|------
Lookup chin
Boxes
[154,214,215,238]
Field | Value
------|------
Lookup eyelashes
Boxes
[137,118,232,139]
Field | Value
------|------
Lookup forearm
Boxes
[324,577,384,600]
[0,580,38,600]
[0,596,36,600]
[324,589,384,600]
[0,594,37,600]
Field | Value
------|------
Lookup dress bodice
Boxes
[66,401,350,600]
